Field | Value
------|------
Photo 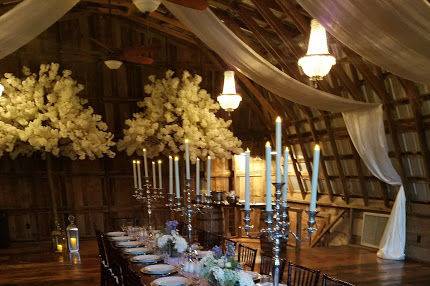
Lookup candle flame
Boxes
[174,156,179,161]
[169,155,172,159]
[314,144,320,150]
[143,148,146,152]
[158,160,162,164]
[196,157,200,161]
[285,146,289,151]
[265,141,271,147]
[208,156,211,159]
[275,116,281,122]
[152,161,155,164]
[132,160,136,163]
[136,160,140,164]
[246,148,250,153]
[185,138,189,143]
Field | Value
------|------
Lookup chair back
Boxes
[124,266,143,286]
[237,244,257,271]
[95,230,108,265]
[260,254,286,282]
[322,274,354,286]
[287,262,320,286]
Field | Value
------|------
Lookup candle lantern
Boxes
[52,223,66,253]
[66,215,80,253]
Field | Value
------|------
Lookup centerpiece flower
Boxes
[157,220,187,257]
[199,245,254,286]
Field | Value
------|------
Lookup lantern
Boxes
[298,19,336,81]
[66,215,80,253]
[217,71,242,112]
[51,223,66,253]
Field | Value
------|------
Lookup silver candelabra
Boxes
[133,177,164,229]
[243,182,318,286]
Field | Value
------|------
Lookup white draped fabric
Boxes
[296,0,430,84]
[163,1,405,260]
[0,0,79,60]
[343,106,405,259]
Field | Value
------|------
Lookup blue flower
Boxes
[225,242,235,258]
[165,220,179,232]
[211,245,223,258]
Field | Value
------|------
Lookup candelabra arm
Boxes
[307,209,318,241]
[242,209,254,237]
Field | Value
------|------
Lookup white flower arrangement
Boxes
[0,63,115,159]
[117,70,243,161]
[157,230,188,256]
[199,248,254,286]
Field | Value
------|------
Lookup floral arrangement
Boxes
[117,70,242,162]
[157,220,187,257]
[0,63,115,159]
[199,245,254,286]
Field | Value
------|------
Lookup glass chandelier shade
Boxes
[104,59,123,70]
[298,19,336,81]
[0,83,4,96]
[217,71,242,112]
[132,0,161,13]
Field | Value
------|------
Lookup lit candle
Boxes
[143,148,148,177]
[244,149,251,211]
[265,142,272,212]
[132,160,137,188]
[70,237,77,249]
[184,139,190,180]
[169,156,173,194]
[283,147,289,207]
[275,116,282,183]
[152,161,157,189]
[174,156,180,198]
[196,158,200,195]
[310,144,321,212]
[158,160,162,189]
[136,160,142,189]
[57,244,63,252]
[207,156,211,196]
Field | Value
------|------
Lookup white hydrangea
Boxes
[117,70,243,161]
[0,63,115,159]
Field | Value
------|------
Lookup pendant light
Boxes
[132,0,161,13]
[217,71,242,112]
[104,0,123,70]
[0,83,4,96]
[298,19,336,81]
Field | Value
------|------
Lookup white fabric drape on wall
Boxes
[296,0,430,84]
[163,1,405,260]
[0,0,79,60]
[343,105,405,260]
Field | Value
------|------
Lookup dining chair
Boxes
[123,266,143,286]
[287,262,320,286]
[95,230,109,286]
[259,254,286,282]
[103,237,122,286]
[322,274,355,286]
[237,244,257,271]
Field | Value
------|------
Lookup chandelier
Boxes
[217,71,242,112]
[298,19,336,81]
[0,83,4,96]
[132,0,161,13]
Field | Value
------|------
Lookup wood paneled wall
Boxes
[0,12,263,242]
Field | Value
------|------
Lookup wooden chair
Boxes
[259,254,286,282]
[237,244,257,271]
[287,262,320,286]
[95,230,110,286]
[103,237,122,286]
[322,274,355,286]
[123,266,143,286]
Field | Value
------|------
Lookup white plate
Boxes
[150,276,192,286]
[116,241,144,248]
[130,254,162,263]
[123,247,152,255]
[110,236,134,242]
[141,264,176,275]
[106,231,126,237]
[244,270,262,281]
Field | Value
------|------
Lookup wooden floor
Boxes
[1,239,430,286]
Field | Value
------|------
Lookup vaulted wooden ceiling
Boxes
[3,0,430,205]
